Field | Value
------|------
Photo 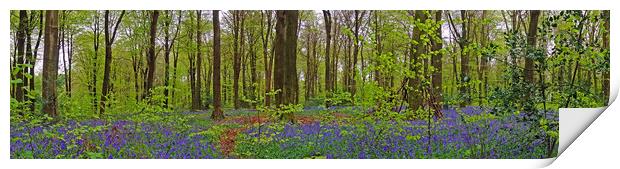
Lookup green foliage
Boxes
[324,91,352,106]
[258,104,303,121]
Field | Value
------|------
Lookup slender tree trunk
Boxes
[67,33,73,97]
[232,11,245,109]
[408,10,427,110]
[459,10,470,106]
[332,18,341,92]
[14,10,27,102]
[11,30,17,98]
[193,10,203,110]
[60,13,70,96]
[172,42,180,105]
[431,10,444,105]
[212,10,224,120]
[42,10,60,117]
[188,12,197,110]
[100,10,125,115]
[100,10,112,115]
[144,10,159,100]
[91,11,100,112]
[163,11,172,108]
[261,11,274,106]
[480,11,489,103]
[305,34,311,102]
[250,45,258,107]
[350,10,364,105]
[24,15,33,111]
[29,11,43,112]
[525,10,540,83]
[323,11,332,97]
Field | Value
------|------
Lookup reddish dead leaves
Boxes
[217,115,269,157]
[296,115,319,124]
[219,127,244,157]
[216,113,344,157]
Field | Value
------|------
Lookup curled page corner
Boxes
[558,107,607,155]
[481,107,609,169]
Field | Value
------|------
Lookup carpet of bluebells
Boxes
[10,106,557,159]
[10,120,222,159]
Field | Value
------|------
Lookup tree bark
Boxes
[274,10,299,122]
[29,11,44,112]
[285,11,300,105]
[60,12,70,97]
[261,11,274,106]
[91,11,100,112]
[163,11,181,108]
[350,10,365,105]
[42,10,60,117]
[323,11,332,96]
[14,10,27,102]
[408,10,427,110]
[211,10,225,120]
[100,10,125,115]
[274,11,287,106]
[525,10,540,83]
[232,11,245,109]
[431,10,444,105]
[144,10,159,100]
[192,10,203,110]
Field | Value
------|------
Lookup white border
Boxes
[2,0,618,169]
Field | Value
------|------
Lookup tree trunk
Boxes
[67,33,73,97]
[42,10,60,117]
[172,42,180,105]
[273,10,299,122]
[145,10,159,100]
[284,10,300,117]
[304,34,312,102]
[211,10,225,120]
[459,10,470,106]
[431,10,443,105]
[525,10,540,84]
[91,11,100,112]
[232,11,245,109]
[30,11,44,112]
[100,10,125,115]
[274,11,287,106]
[408,10,427,110]
[261,11,274,106]
[14,10,27,102]
[480,11,489,104]
[193,10,203,110]
[350,10,364,105]
[60,13,70,97]
[163,11,171,108]
[323,11,332,96]
[100,10,112,115]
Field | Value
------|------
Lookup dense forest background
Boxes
[10,10,609,119]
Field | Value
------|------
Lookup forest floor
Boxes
[10,106,558,159]
[188,107,357,157]
[199,110,324,157]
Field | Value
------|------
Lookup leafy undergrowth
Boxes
[10,106,557,159]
